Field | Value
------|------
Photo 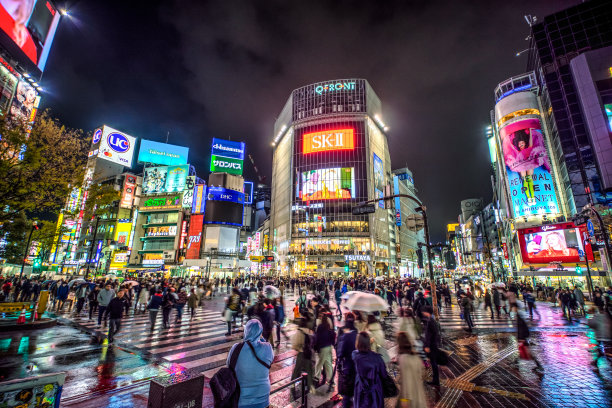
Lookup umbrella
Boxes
[68,278,85,287]
[263,285,281,299]
[340,290,361,300]
[345,292,388,313]
[374,276,385,281]
[124,280,139,286]
[492,282,506,288]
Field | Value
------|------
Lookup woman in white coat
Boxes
[396,332,427,408]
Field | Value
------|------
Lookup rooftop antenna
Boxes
[524,15,537,27]
[165,131,170,144]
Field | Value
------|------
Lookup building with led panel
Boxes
[270,79,396,276]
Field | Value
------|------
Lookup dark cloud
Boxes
[41,0,579,240]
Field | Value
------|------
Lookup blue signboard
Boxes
[192,184,207,214]
[211,138,245,160]
[586,220,595,237]
[138,139,189,166]
[207,186,245,204]
[244,181,254,204]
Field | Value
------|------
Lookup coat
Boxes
[336,328,357,397]
[227,320,274,408]
[397,354,427,408]
[352,350,386,408]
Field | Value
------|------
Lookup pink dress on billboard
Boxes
[503,129,551,173]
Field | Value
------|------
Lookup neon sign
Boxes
[303,129,354,154]
[314,81,356,95]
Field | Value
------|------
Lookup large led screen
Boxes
[204,201,243,226]
[142,165,189,194]
[303,129,354,154]
[518,222,594,264]
[300,167,355,201]
[138,139,189,166]
[499,117,559,217]
[0,0,61,75]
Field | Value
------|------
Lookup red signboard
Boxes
[120,174,137,208]
[185,215,203,259]
[502,243,509,260]
[517,222,594,264]
[303,129,354,154]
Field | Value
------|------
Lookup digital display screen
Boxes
[204,201,243,226]
[300,167,355,201]
[518,222,594,264]
[138,139,189,166]
[142,165,189,194]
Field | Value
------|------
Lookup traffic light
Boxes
[416,248,424,268]
[33,258,42,271]
[344,265,349,273]
[575,264,582,275]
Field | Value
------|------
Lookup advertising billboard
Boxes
[303,128,354,154]
[301,167,355,201]
[244,181,254,204]
[182,176,195,208]
[210,155,243,175]
[0,0,61,75]
[518,222,594,264]
[185,214,203,259]
[499,118,559,217]
[114,221,132,247]
[98,126,137,168]
[211,138,245,160]
[192,184,206,214]
[120,174,137,208]
[141,195,182,210]
[10,78,38,123]
[142,165,189,194]
[207,186,245,204]
[373,153,384,208]
[204,201,243,226]
[138,139,189,166]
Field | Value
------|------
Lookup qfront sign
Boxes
[303,128,354,154]
[314,81,356,95]
[210,155,243,175]
[98,125,137,168]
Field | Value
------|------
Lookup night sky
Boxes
[41,0,579,241]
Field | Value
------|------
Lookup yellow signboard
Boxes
[250,256,264,262]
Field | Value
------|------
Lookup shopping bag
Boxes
[518,341,531,360]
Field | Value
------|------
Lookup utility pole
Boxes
[84,216,100,280]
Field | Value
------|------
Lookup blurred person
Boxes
[421,306,440,386]
[147,288,163,331]
[396,332,427,408]
[314,313,336,386]
[352,331,388,408]
[337,313,358,408]
[107,290,125,343]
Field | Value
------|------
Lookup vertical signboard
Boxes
[120,174,137,208]
[393,175,401,226]
[499,117,559,217]
[186,214,204,259]
[210,138,245,175]
[192,184,207,214]
[182,176,196,208]
[373,153,384,208]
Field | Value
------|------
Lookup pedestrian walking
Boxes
[87,286,99,320]
[517,312,543,370]
[147,289,163,331]
[524,289,540,319]
[337,313,357,408]
[224,288,242,336]
[574,286,585,315]
[396,332,427,408]
[175,287,188,323]
[74,283,88,315]
[314,313,336,386]
[187,288,199,320]
[107,290,125,343]
[55,281,69,311]
[162,288,176,329]
[225,319,274,408]
[484,289,494,319]
[460,293,474,332]
[421,306,440,386]
[97,284,115,326]
[291,318,315,397]
[352,331,389,408]
[366,314,389,364]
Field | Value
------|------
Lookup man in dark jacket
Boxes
[422,305,441,386]
[147,289,163,331]
[107,290,125,343]
[337,314,357,407]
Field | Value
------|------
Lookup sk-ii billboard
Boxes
[499,117,559,217]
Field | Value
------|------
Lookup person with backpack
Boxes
[291,317,315,397]
[147,288,164,331]
[296,292,308,316]
[221,319,274,408]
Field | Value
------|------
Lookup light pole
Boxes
[19,221,38,279]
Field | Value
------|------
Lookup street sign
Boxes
[578,249,585,258]
[352,204,376,215]
[586,220,595,237]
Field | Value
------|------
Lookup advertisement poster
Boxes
[10,79,37,123]
[373,153,384,208]
[192,184,206,214]
[518,222,593,264]
[210,155,243,175]
[499,118,559,217]
[207,186,245,204]
[138,139,189,166]
[120,174,137,208]
[142,166,168,194]
[98,126,137,168]
[114,222,132,246]
[165,165,189,192]
[182,176,196,208]
[185,214,204,259]
[301,167,354,201]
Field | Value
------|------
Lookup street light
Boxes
[19,221,38,279]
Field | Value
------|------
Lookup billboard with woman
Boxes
[499,117,559,217]
[518,222,594,264]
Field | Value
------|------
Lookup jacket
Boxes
[398,354,427,408]
[56,284,70,300]
[423,316,440,351]
[336,327,357,396]
[107,297,124,319]
[314,324,336,351]
[352,350,385,408]
[227,320,274,408]
[148,293,163,310]
[97,288,115,306]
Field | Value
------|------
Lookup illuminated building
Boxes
[270,79,397,276]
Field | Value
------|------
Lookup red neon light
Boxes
[303,129,354,154]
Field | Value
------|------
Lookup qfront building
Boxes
[270,79,398,277]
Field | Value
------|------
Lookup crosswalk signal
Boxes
[575,264,582,275]
[344,265,349,273]
[416,248,424,268]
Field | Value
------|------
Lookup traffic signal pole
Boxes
[356,194,439,318]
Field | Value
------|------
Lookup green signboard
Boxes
[210,155,243,175]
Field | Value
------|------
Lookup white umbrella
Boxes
[68,278,85,287]
[124,280,139,286]
[340,290,361,300]
[263,285,281,299]
[374,276,385,281]
[345,292,388,313]
[492,282,506,288]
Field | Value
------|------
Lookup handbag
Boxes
[518,341,531,360]
[435,349,449,366]
[382,371,399,398]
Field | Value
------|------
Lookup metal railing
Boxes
[269,372,308,408]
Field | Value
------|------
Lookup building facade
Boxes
[270,79,396,276]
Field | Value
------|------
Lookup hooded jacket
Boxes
[352,350,386,408]
[227,319,274,408]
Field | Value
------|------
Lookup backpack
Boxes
[298,297,308,315]
[210,341,271,408]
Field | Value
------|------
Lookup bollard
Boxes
[300,372,308,408]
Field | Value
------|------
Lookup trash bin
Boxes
[148,371,204,408]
